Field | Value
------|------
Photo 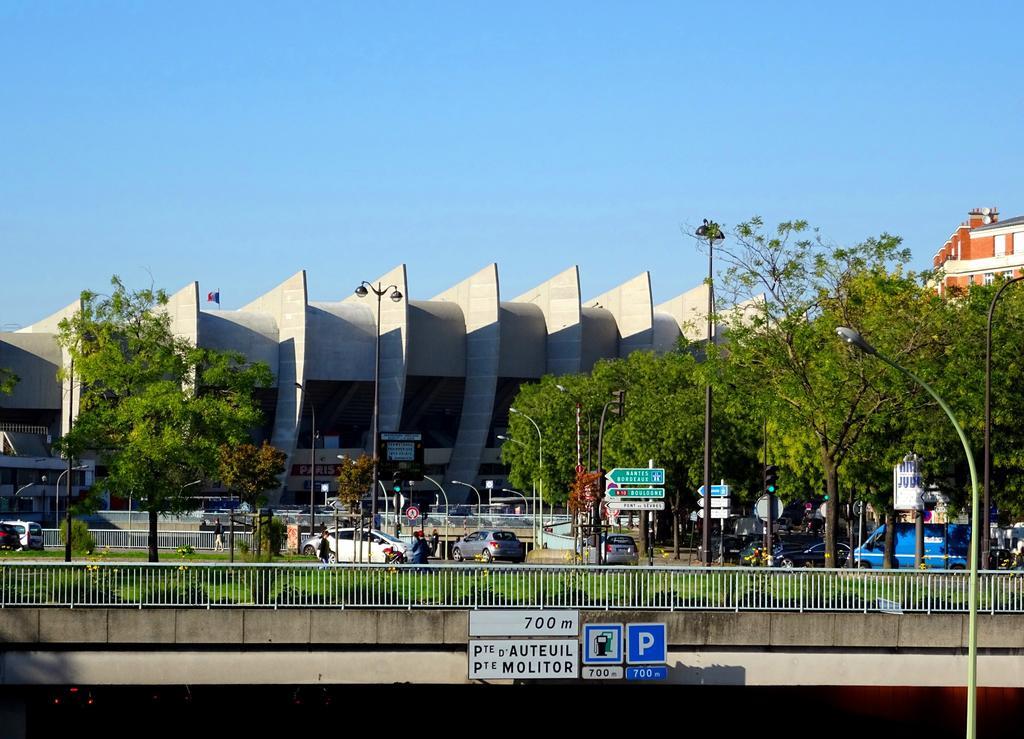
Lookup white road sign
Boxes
[469,610,579,637]
[469,639,579,679]
[606,499,665,511]
[697,496,730,509]
[696,508,730,519]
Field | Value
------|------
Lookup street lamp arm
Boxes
[839,329,980,739]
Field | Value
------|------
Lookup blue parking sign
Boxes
[626,623,667,665]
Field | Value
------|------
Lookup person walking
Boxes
[317,529,332,567]
[213,518,224,552]
[409,530,430,565]
[429,529,440,559]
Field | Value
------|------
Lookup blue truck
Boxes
[853,522,970,569]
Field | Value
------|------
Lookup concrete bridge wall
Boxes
[4,609,1024,687]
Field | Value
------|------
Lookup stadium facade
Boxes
[1,264,713,511]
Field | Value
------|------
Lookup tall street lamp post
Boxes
[294,382,318,537]
[983,275,1024,558]
[696,218,724,565]
[53,465,86,561]
[509,408,544,548]
[354,281,404,542]
[837,326,979,739]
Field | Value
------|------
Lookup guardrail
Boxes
[41,529,253,551]
[1,563,1022,612]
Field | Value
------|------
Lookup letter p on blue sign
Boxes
[626,623,666,665]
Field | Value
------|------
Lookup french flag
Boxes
[207,290,220,305]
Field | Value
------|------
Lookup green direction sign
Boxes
[605,468,666,486]
[605,487,665,499]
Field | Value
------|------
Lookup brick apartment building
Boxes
[934,207,1024,293]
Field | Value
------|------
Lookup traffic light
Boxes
[764,465,778,494]
[610,389,626,417]
[391,471,402,495]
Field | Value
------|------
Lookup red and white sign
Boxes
[406,506,420,521]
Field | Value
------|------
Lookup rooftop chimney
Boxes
[968,207,999,228]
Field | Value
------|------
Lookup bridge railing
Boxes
[2,563,1023,612]
[41,529,253,551]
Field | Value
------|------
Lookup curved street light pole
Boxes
[450,480,482,522]
[838,326,979,739]
[984,275,1024,558]
[510,408,544,548]
[354,281,404,542]
[423,475,450,559]
[497,434,536,542]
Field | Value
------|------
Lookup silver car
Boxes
[580,534,639,565]
[452,530,525,563]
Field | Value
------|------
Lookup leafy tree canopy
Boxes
[56,276,273,560]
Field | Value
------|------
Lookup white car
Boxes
[301,528,408,563]
[2,520,44,550]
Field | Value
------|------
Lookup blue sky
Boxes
[2,1,1022,328]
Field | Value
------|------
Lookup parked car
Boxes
[579,534,639,565]
[300,528,408,563]
[2,517,44,548]
[0,523,22,550]
[776,541,850,568]
[2,520,44,550]
[452,530,525,563]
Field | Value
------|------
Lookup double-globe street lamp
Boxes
[696,218,724,565]
[509,408,544,548]
[837,326,980,739]
[354,281,403,540]
[983,275,1024,557]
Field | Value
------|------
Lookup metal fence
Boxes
[2,562,1023,612]
[41,529,252,551]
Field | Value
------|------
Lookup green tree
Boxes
[0,367,17,395]
[715,218,951,566]
[218,441,287,510]
[57,277,273,562]
[336,454,373,515]
[502,348,758,555]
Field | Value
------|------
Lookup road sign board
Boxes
[697,484,730,497]
[605,487,664,498]
[697,496,730,508]
[626,623,667,665]
[583,624,623,665]
[583,666,624,680]
[696,508,729,519]
[468,639,579,679]
[606,499,665,511]
[606,468,665,486]
[469,610,579,637]
[406,506,420,521]
[754,495,783,521]
[626,666,668,681]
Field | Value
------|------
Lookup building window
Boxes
[995,234,1007,257]
[1014,232,1024,255]
[984,273,994,286]
[1005,270,1016,278]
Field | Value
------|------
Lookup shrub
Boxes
[60,520,95,554]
